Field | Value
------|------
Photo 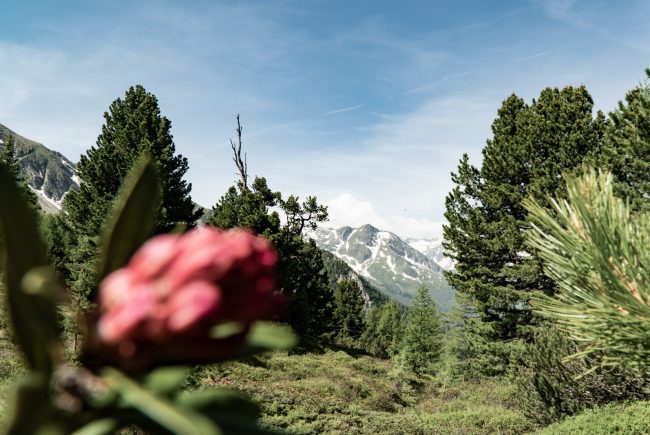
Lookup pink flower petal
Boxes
[129,234,180,280]
[163,281,222,334]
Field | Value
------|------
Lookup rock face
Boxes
[307,225,455,311]
[0,123,79,211]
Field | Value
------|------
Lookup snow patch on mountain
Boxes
[307,225,455,311]
[406,237,455,271]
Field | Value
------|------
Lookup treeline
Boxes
[443,69,650,423]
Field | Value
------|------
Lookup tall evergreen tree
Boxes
[209,117,334,338]
[398,284,443,376]
[443,87,605,375]
[59,85,200,298]
[333,278,365,339]
[2,134,21,178]
[361,299,404,358]
[600,69,650,212]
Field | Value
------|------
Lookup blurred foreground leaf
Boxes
[4,374,61,435]
[0,164,61,375]
[221,322,298,361]
[102,367,221,435]
[143,366,189,397]
[70,418,119,435]
[95,154,161,289]
[177,389,272,435]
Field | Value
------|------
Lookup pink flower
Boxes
[92,227,284,369]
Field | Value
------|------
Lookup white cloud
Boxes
[325,193,444,239]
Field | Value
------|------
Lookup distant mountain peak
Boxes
[307,225,455,311]
[0,123,79,212]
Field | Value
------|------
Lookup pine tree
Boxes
[1,133,38,208]
[398,284,443,376]
[600,69,650,212]
[361,300,404,358]
[64,85,199,236]
[59,85,200,298]
[210,117,335,338]
[443,87,605,375]
[2,134,21,178]
[333,278,365,339]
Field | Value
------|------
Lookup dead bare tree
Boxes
[230,114,248,191]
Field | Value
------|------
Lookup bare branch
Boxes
[230,114,248,190]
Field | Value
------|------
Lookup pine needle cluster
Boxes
[526,168,650,371]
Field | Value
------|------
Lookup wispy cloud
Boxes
[325,103,367,116]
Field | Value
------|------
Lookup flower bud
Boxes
[92,227,283,370]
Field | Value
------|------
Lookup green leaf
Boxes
[245,321,298,351]
[4,374,58,435]
[70,419,120,435]
[142,366,189,397]
[177,390,279,435]
[0,162,62,374]
[218,322,298,361]
[95,154,161,287]
[176,389,260,419]
[101,368,221,435]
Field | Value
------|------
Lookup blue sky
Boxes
[2,0,650,238]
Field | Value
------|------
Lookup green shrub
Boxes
[515,327,650,424]
[541,401,650,434]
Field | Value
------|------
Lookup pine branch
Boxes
[525,168,650,372]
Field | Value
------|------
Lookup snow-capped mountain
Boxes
[0,123,79,212]
[307,225,455,311]
[406,237,455,271]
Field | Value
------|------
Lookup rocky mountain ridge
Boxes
[0,123,79,212]
[307,224,455,311]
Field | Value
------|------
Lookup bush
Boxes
[515,327,650,425]
[540,401,650,434]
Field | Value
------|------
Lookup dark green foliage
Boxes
[397,284,443,375]
[58,85,200,301]
[279,236,336,338]
[40,214,74,282]
[0,134,38,209]
[361,300,404,358]
[443,86,605,375]
[1,135,20,179]
[515,327,650,425]
[333,279,365,339]
[600,69,650,212]
[444,298,525,379]
[210,177,281,236]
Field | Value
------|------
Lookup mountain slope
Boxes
[406,237,455,271]
[0,123,79,210]
[307,225,455,311]
[321,250,389,308]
